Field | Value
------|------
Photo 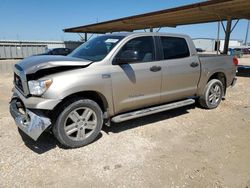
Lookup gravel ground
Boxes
[0,61,250,188]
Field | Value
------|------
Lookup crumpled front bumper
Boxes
[9,98,51,141]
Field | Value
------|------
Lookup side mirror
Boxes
[114,50,139,64]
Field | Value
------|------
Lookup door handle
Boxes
[150,66,161,72]
[190,62,199,68]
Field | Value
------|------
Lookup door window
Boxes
[116,36,155,63]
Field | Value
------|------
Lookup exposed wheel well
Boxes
[52,91,108,118]
[208,72,227,95]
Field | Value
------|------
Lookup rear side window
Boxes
[160,37,190,60]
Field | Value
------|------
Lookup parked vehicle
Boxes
[40,48,72,56]
[229,47,250,57]
[196,48,204,52]
[9,33,237,148]
[242,48,250,54]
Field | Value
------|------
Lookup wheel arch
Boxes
[207,72,227,96]
[52,90,109,118]
[208,72,227,85]
[197,71,227,97]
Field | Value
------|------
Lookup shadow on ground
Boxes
[18,104,195,154]
[18,129,58,154]
[18,128,104,154]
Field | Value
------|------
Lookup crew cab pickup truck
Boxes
[9,33,237,148]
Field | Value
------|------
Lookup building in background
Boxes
[0,40,83,59]
[193,38,243,53]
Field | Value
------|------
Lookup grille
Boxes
[14,73,24,92]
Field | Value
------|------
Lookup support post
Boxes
[217,21,220,54]
[84,33,88,42]
[223,17,232,54]
[244,20,249,45]
[149,27,153,32]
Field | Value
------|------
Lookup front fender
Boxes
[43,68,115,115]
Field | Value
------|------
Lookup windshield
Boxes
[69,35,124,61]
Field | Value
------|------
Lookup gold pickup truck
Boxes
[10,32,237,148]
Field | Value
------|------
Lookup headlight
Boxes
[28,79,52,96]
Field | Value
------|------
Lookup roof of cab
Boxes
[101,32,190,38]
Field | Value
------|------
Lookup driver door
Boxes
[111,36,162,114]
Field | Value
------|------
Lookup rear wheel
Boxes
[198,79,224,109]
[53,98,103,148]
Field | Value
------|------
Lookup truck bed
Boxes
[197,53,235,89]
[197,53,229,58]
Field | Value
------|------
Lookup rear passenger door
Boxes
[159,36,200,103]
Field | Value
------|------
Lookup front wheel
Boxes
[53,98,103,148]
[198,79,224,109]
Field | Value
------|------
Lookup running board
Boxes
[111,99,195,123]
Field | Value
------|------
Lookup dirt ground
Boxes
[0,59,250,188]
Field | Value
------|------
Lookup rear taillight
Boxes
[233,57,238,66]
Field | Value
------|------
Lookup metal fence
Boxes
[0,40,82,59]
[0,44,47,59]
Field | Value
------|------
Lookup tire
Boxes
[198,79,224,109]
[53,98,103,148]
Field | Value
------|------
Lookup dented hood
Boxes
[15,55,92,74]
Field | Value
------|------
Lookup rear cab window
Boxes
[160,36,190,60]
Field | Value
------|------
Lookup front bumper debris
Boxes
[12,87,61,110]
[9,98,51,140]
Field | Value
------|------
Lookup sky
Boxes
[0,0,249,42]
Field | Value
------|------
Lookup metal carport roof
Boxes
[64,0,250,33]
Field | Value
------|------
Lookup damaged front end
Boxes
[9,55,93,140]
[9,96,51,141]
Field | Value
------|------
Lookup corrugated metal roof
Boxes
[64,0,250,34]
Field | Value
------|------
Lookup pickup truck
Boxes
[9,32,237,148]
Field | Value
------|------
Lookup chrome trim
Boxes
[14,64,29,96]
